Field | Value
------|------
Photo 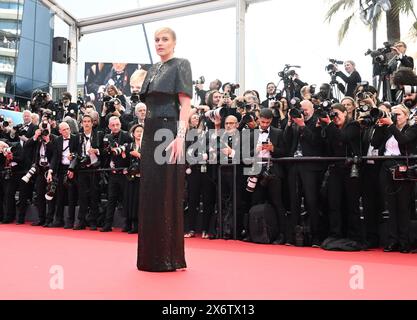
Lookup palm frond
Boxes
[338,13,355,45]
[390,0,415,16]
[325,0,355,23]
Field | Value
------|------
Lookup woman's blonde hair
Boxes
[155,27,176,41]
[392,104,410,118]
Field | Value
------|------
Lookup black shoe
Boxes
[16,221,25,225]
[121,227,130,233]
[384,243,400,252]
[1,220,13,224]
[73,224,86,230]
[51,221,64,228]
[100,226,112,232]
[128,228,138,234]
[273,234,285,245]
[400,245,411,254]
[31,221,44,227]
[89,225,97,231]
[44,222,53,228]
[64,224,74,229]
[312,239,322,248]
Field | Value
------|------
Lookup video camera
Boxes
[365,42,393,63]
[193,76,205,86]
[326,59,344,75]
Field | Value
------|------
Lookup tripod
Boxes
[329,74,342,102]
[376,66,393,103]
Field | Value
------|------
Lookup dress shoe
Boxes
[128,228,138,234]
[16,221,25,225]
[312,239,322,248]
[384,243,400,252]
[201,231,209,239]
[1,220,13,224]
[400,245,411,254]
[73,224,86,231]
[184,231,196,238]
[89,225,98,231]
[51,221,64,228]
[273,234,285,245]
[44,223,53,228]
[100,226,112,232]
[31,221,44,227]
[64,224,74,230]
[121,227,130,233]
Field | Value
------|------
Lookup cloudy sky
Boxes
[52,0,417,100]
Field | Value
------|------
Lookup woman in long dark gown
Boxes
[137,27,193,272]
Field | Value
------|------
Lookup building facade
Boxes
[0,0,53,103]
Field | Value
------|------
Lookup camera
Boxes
[403,85,417,96]
[102,136,113,154]
[246,176,259,193]
[105,99,117,114]
[126,160,141,181]
[315,100,336,119]
[365,42,393,62]
[112,144,127,156]
[0,116,9,128]
[356,91,372,101]
[130,93,141,104]
[230,83,240,92]
[40,121,49,137]
[22,165,37,184]
[192,76,205,86]
[392,164,417,181]
[289,98,303,119]
[326,59,344,75]
[205,107,239,123]
[13,124,28,137]
[369,108,398,125]
[45,177,58,201]
[279,69,297,79]
[78,155,92,168]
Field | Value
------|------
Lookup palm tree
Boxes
[325,0,417,44]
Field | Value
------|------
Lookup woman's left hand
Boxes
[166,137,185,164]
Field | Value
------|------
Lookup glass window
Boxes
[15,76,32,97]
[20,0,35,40]
[15,37,34,79]
[33,42,51,83]
[35,2,53,45]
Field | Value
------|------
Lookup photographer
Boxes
[30,91,54,115]
[371,104,417,253]
[195,79,222,105]
[391,41,414,71]
[284,100,326,247]
[222,83,239,100]
[72,115,103,231]
[25,121,57,227]
[248,108,287,244]
[122,124,143,234]
[261,83,281,109]
[101,116,132,232]
[335,61,362,98]
[320,104,362,245]
[0,141,24,224]
[101,98,127,132]
[48,122,79,228]
[58,92,79,122]
[340,97,357,121]
[128,103,147,130]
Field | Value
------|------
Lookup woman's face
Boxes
[333,109,347,127]
[190,114,200,127]
[133,127,144,141]
[155,32,175,59]
[107,87,116,96]
[392,108,408,127]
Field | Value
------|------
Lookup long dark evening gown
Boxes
[137,57,193,272]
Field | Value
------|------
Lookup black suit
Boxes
[25,135,57,224]
[371,124,417,249]
[250,126,288,241]
[72,129,104,228]
[323,121,362,241]
[284,115,326,243]
[49,135,79,225]
[336,70,362,98]
[103,130,133,229]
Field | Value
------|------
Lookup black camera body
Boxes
[40,122,50,137]
[326,59,344,75]
[13,124,28,137]
[315,101,336,119]
[289,98,303,119]
[193,76,205,86]
[392,164,417,181]
[130,93,141,104]
[78,155,92,168]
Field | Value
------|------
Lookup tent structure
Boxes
[40,0,269,98]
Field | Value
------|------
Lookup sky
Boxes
[51,0,417,100]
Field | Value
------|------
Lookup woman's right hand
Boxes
[130,150,141,158]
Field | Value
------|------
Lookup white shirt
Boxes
[84,132,99,165]
[385,136,401,156]
[61,139,71,165]
[257,127,271,159]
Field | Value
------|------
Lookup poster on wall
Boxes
[84,62,150,110]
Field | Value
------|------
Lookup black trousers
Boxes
[53,167,77,224]
[186,166,216,234]
[287,164,323,242]
[123,177,140,229]
[17,179,34,222]
[251,175,287,240]
[219,166,245,238]
[104,173,126,228]
[327,166,361,241]
[34,168,55,223]
[2,173,21,222]
[380,162,413,247]
[77,171,100,226]
[361,163,383,245]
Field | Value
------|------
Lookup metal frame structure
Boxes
[39,0,269,99]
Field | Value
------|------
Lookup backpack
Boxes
[321,237,362,251]
[249,203,278,244]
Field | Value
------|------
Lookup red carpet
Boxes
[1,224,416,300]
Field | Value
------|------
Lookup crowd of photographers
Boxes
[1,39,417,253]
